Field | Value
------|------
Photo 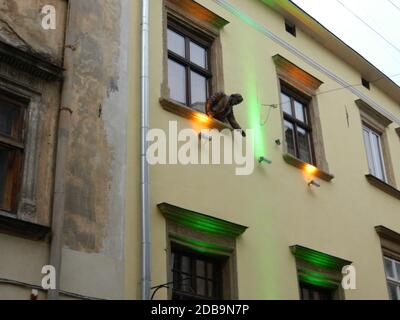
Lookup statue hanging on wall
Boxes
[205,92,246,137]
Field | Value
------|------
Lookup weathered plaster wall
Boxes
[0,0,66,64]
[0,0,131,299]
[60,0,130,299]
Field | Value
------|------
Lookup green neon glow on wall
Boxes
[170,234,232,255]
[291,245,351,271]
[158,203,248,238]
[298,269,338,288]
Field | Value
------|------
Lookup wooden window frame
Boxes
[300,282,335,300]
[0,94,26,213]
[167,20,213,109]
[362,123,387,182]
[171,243,224,300]
[383,256,400,300]
[356,99,396,188]
[281,84,316,165]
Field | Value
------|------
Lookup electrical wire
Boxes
[387,0,400,12]
[336,0,400,55]
[259,70,400,111]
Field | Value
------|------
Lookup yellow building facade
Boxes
[126,0,400,300]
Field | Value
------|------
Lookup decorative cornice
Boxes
[375,225,400,243]
[273,54,323,93]
[0,213,50,241]
[158,202,248,238]
[290,245,351,271]
[356,99,392,128]
[167,0,229,29]
[0,41,63,81]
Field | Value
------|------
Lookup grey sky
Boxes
[292,0,400,86]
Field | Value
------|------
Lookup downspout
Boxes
[140,0,151,300]
[48,0,76,300]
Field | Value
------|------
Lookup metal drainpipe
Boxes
[140,0,151,300]
[48,0,76,300]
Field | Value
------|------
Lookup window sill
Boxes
[365,174,400,200]
[0,212,50,241]
[159,97,233,131]
[283,153,334,182]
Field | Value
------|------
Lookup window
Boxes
[362,78,370,90]
[171,244,224,300]
[281,86,314,164]
[159,203,246,300]
[300,282,334,300]
[362,125,386,182]
[384,256,400,300]
[167,25,212,110]
[285,20,296,37]
[0,95,25,213]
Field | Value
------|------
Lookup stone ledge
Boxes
[366,174,400,200]
[159,97,233,131]
[283,153,334,182]
[0,212,50,241]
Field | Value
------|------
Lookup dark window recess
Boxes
[171,244,224,300]
[300,283,334,300]
[281,85,315,165]
[0,96,25,213]
[167,23,212,112]
[362,78,370,90]
[285,20,296,37]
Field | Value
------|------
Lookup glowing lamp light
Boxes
[193,112,211,124]
[304,164,318,175]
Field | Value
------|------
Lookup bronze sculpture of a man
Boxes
[205,92,246,137]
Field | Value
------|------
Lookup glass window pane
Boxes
[190,42,207,68]
[0,148,13,211]
[0,100,21,139]
[388,282,398,300]
[297,127,312,164]
[167,29,185,57]
[363,128,375,175]
[181,276,192,293]
[281,93,292,115]
[207,263,213,279]
[384,258,395,279]
[196,260,205,277]
[294,100,306,123]
[196,278,206,296]
[190,71,207,109]
[181,255,191,274]
[370,132,385,181]
[207,281,214,297]
[168,59,186,104]
[395,261,400,281]
[284,120,296,157]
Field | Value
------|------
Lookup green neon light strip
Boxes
[298,269,338,289]
[290,245,351,271]
[158,203,248,238]
[170,234,232,255]
[298,274,338,289]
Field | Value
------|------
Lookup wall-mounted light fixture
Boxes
[308,180,321,188]
[258,156,272,164]
[199,132,212,141]
[304,164,318,175]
